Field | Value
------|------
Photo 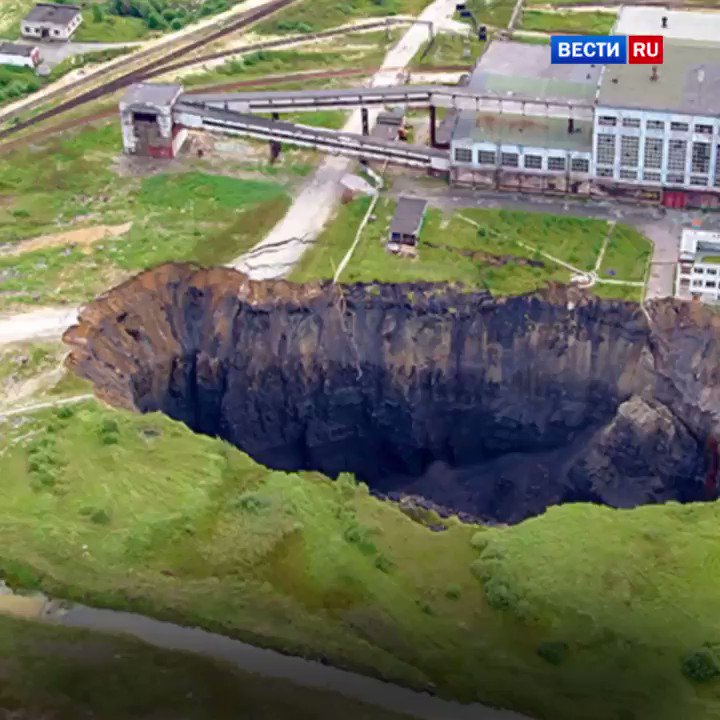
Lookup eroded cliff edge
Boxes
[63,263,720,522]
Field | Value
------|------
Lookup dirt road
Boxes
[0,307,79,347]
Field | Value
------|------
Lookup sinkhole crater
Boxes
[64,263,720,524]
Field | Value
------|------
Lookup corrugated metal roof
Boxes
[390,197,428,237]
[121,83,183,110]
[467,40,602,104]
[24,3,80,25]
[598,40,720,115]
[0,42,36,57]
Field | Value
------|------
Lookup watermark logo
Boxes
[550,35,663,65]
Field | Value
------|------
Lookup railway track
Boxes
[0,12,437,145]
[0,64,469,154]
[0,0,296,142]
[144,17,417,78]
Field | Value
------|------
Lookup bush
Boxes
[100,418,119,433]
[682,649,720,683]
[374,553,394,573]
[344,523,377,556]
[232,492,271,513]
[445,583,461,600]
[537,641,568,666]
[80,506,112,525]
[55,405,75,419]
[98,417,120,444]
[92,3,104,22]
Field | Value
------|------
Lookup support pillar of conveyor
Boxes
[361,107,369,136]
[269,111,282,162]
[429,104,437,148]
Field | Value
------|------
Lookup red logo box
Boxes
[628,35,664,64]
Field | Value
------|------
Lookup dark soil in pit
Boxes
[63,263,720,524]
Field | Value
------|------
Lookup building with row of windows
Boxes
[676,228,720,302]
[448,7,720,207]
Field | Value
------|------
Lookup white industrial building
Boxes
[0,42,40,69]
[449,41,597,193]
[676,228,720,302]
[21,3,82,41]
[447,6,720,206]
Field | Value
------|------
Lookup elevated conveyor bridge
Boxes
[173,102,450,169]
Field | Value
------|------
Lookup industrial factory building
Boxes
[447,6,720,207]
[676,227,720,302]
[118,7,720,207]
[448,40,598,194]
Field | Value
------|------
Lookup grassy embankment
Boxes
[518,9,616,34]
[0,614,411,720]
[291,197,650,301]
[0,122,299,309]
[0,400,718,720]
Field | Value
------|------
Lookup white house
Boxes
[21,3,82,41]
[0,42,40,69]
[675,228,720,302]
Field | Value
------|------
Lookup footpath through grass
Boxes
[292,197,650,301]
[0,614,411,720]
[0,400,718,720]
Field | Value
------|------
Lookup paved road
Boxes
[231,0,459,279]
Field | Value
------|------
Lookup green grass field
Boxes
[599,225,652,282]
[410,33,485,70]
[513,33,551,45]
[292,197,651,301]
[0,399,718,720]
[0,614,411,720]
[73,12,151,42]
[0,122,296,309]
[464,0,517,31]
[519,9,616,35]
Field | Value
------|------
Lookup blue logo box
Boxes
[550,35,627,64]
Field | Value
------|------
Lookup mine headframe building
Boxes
[118,8,720,207]
[120,83,187,160]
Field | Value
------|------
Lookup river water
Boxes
[40,601,532,720]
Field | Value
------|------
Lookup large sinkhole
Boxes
[64,264,720,524]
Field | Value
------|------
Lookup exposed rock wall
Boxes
[64,263,720,522]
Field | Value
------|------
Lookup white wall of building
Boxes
[450,139,592,175]
[0,50,38,69]
[21,12,82,41]
[592,106,720,190]
[675,229,720,302]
